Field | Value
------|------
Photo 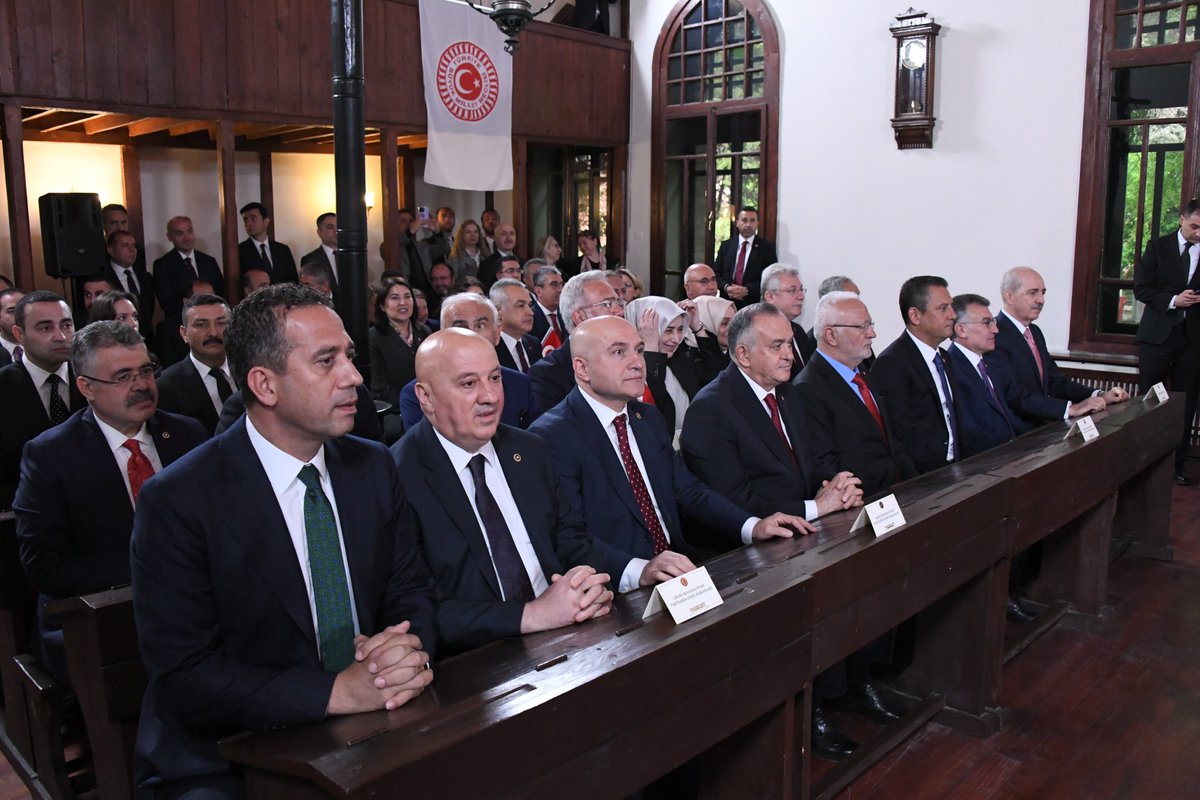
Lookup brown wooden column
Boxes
[400,147,415,213]
[120,145,145,249]
[513,138,529,255]
[258,151,275,239]
[2,101,34,290]
[381,127,401,271]
[216,120,241,301]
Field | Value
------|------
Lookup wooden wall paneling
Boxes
[173,0,204,108]
[200,0,227,111]
[259,151,275,237]
[362,0,387,122]
[145,0,176,107]
[14,0,54,98]
[82,0,119,103]
[400,146,415,213]
[299,0,330,119]
[0,0,16,94]
[119,0,151,106]
[381,127,401,271]
[224,0,256,113]
[2,102,34,291]
[251,0,282,115]
[274,0,303,116]
[49,0,86,100]
[216,120,241,301]
[120,145,145,251]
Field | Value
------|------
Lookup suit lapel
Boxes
[493,427,559,574]
[1000,315,1043,391]
[147,412,192,466]
[80,409,135,511]
[414,423,503,598]
[566,391,647,531]
[629,406,682,537]
[900,333,941,405]
[724,365,799,475]
[817,356,887,444]
[326,439,378,631]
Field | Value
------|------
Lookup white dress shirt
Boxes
[110,260,140,295]
[189,353,235,414]
[431,429,549,600]
[250,235,272,267]
[176,250,198,276]
[498,331,528,370]
[92,413,163,507]
[1170,230,1199,303]
[245,416,361,640]
[905,330,956,462]
[736,368,819,522]
[22,359,71,420]
[321,244,338,283]
[0,336,18,360]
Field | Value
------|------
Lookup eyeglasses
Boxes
[960,317,998,328]
[772,286,805,296]
[688,277,716,285]
[585,297,626,312]
[829,320,875,333]
[81,365,157,386]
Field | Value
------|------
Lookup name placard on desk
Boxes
[1064,415,1100,442]
[1144,382,1169,404]
[849,494,906,537]
[642,566,724,624]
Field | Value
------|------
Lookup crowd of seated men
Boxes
[2,197,1160,798]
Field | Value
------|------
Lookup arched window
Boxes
[651,0,780,296]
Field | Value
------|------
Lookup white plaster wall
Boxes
[626,0,1091,349]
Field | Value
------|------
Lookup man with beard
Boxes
[155,294,235,436]
[15,321,206,684]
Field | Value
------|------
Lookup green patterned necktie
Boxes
[297,465,355,671]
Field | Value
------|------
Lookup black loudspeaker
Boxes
[39,192,106,278]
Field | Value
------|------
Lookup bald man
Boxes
[530,316,810,591]
[682,263,719,301]
[390,329,612,654]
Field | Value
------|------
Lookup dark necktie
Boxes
[46,373,69,425]
[184,255,197,278]
[977,358,1015,435]
[613,414,669,554]
[467,455,534,602]
[549,311,563,340]
[210,368,233,403]
[12,345,22,363]
[515,341,530,372]
[763,393,798,466]
[124,439,155,505]
[259,242,270,268]
[297,465,355,672]
[852,372,887,442]
[124,267,140,296]
[733,240,748,284]
[1184,242,1196,287]
[933,351,959,459]
[792,339,805,368]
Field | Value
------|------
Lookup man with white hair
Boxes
[811,275,874,371]
[760,263,815,380]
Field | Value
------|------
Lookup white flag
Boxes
[419,0,514,191]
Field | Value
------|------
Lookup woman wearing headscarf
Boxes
[625,296,707,435]
[689,294,736,379]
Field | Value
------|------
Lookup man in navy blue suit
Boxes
[530,315,809,593]
[15,321,206,684]
[714,207,778,307]
[490,278,543,373]
[131,284,436,799]
[392,328,613,655]
[398,293,540,429]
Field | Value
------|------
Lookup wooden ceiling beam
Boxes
[244,124,303,140]
[126,117,178,137]
[83,113,143,135]
[280,127,335,144]
[39,111,103,133]
[24,110,93,132]
[168,120,211,136]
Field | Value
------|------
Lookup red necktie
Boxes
[852,373,888,443]
[549,311,563,339]
[124,439,155,504]
[614,414,668,554]
[764,393,798,466]
[515,341,530,372]
[733,240,748,284]
[1022,327,1045,385]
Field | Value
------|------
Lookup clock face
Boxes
[901,39,927,70]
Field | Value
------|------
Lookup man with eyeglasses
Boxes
[528,271,627,413]
[682,263,719,301]
[870,275,962,475]
[794,292,917,498]
[155,294,236,436]
[14,321,206,685]
[0,291,86,508]
[761,263,816,380]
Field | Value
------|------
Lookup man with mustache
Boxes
[14,321,206,684]
[0,291,85,508]
[155,294,236,436]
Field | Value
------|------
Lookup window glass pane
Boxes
[728,0,745,16]
[704,78,724,101]
[1140,10,1179,45]
[1116,0,1139,8]
[530,146,563,173]
[716,112,761,152]
[705,0,723,21]
[668,57,682,81]
[705,51,724,75]
[1102,126,1143,279]
[706,23,723,48]
[727,19,746,45]
[1187,4,1199,41]
[668,83,682,105]
[666,117,707,156]
[1115,14,1138,48]
[750,42,765,69]
[685,6,702,26]
[671,31,682,54]
[1110,64,1189,120]
[685,27,701,51]
[748,12,760,40]
[1097,284,1142,334]
[684,80,702,103]
[715,156,732,172]
[665,160,684,270]
[727,75,745,99]
[685,54,702,78]
[727,45,745,71]
[749,70,765,97]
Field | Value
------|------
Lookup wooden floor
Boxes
[1,485,1197,800]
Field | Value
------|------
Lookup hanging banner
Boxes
[419,0,514,190]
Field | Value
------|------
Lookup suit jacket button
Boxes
[513,453,522,462]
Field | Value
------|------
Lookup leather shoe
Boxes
[1006,596,1036,624]
[812,705,858,761]
[834,681,902,723]
[1174,471,1190,486]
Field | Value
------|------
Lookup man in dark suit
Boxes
[15,322,206,683]
[398,293,541,429]
[131,284,437,798]
[153,216,225,318]
[479,222,520,289]
[761,263,816,379]
[793,292,918,499]
[155,294,235,436]
[988,267,1123,433]
[101,203,147,276]
[869,276,960,475]
[714,206,778,307]
[237,202,299,285]
[0,292,84,508]
[490,278,542,373]
[103,230,155,333]
[529,272,626,412]
[530,265,566,350]
[301,212,339,293]
[391,328,612,655]
[810,276,876,372]
[531,315,809,592]
[1135,201,1200,484]
[0,287,23,365]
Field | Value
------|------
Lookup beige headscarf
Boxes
[624,296,691,431]
[692,295,736,351]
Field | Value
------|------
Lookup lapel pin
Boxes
[161,431,170,439]
[513,453,522,462]
[635,412,643,419]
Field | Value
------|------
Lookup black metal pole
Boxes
[331,0,368,371]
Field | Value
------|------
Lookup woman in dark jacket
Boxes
[369,276,431,443]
